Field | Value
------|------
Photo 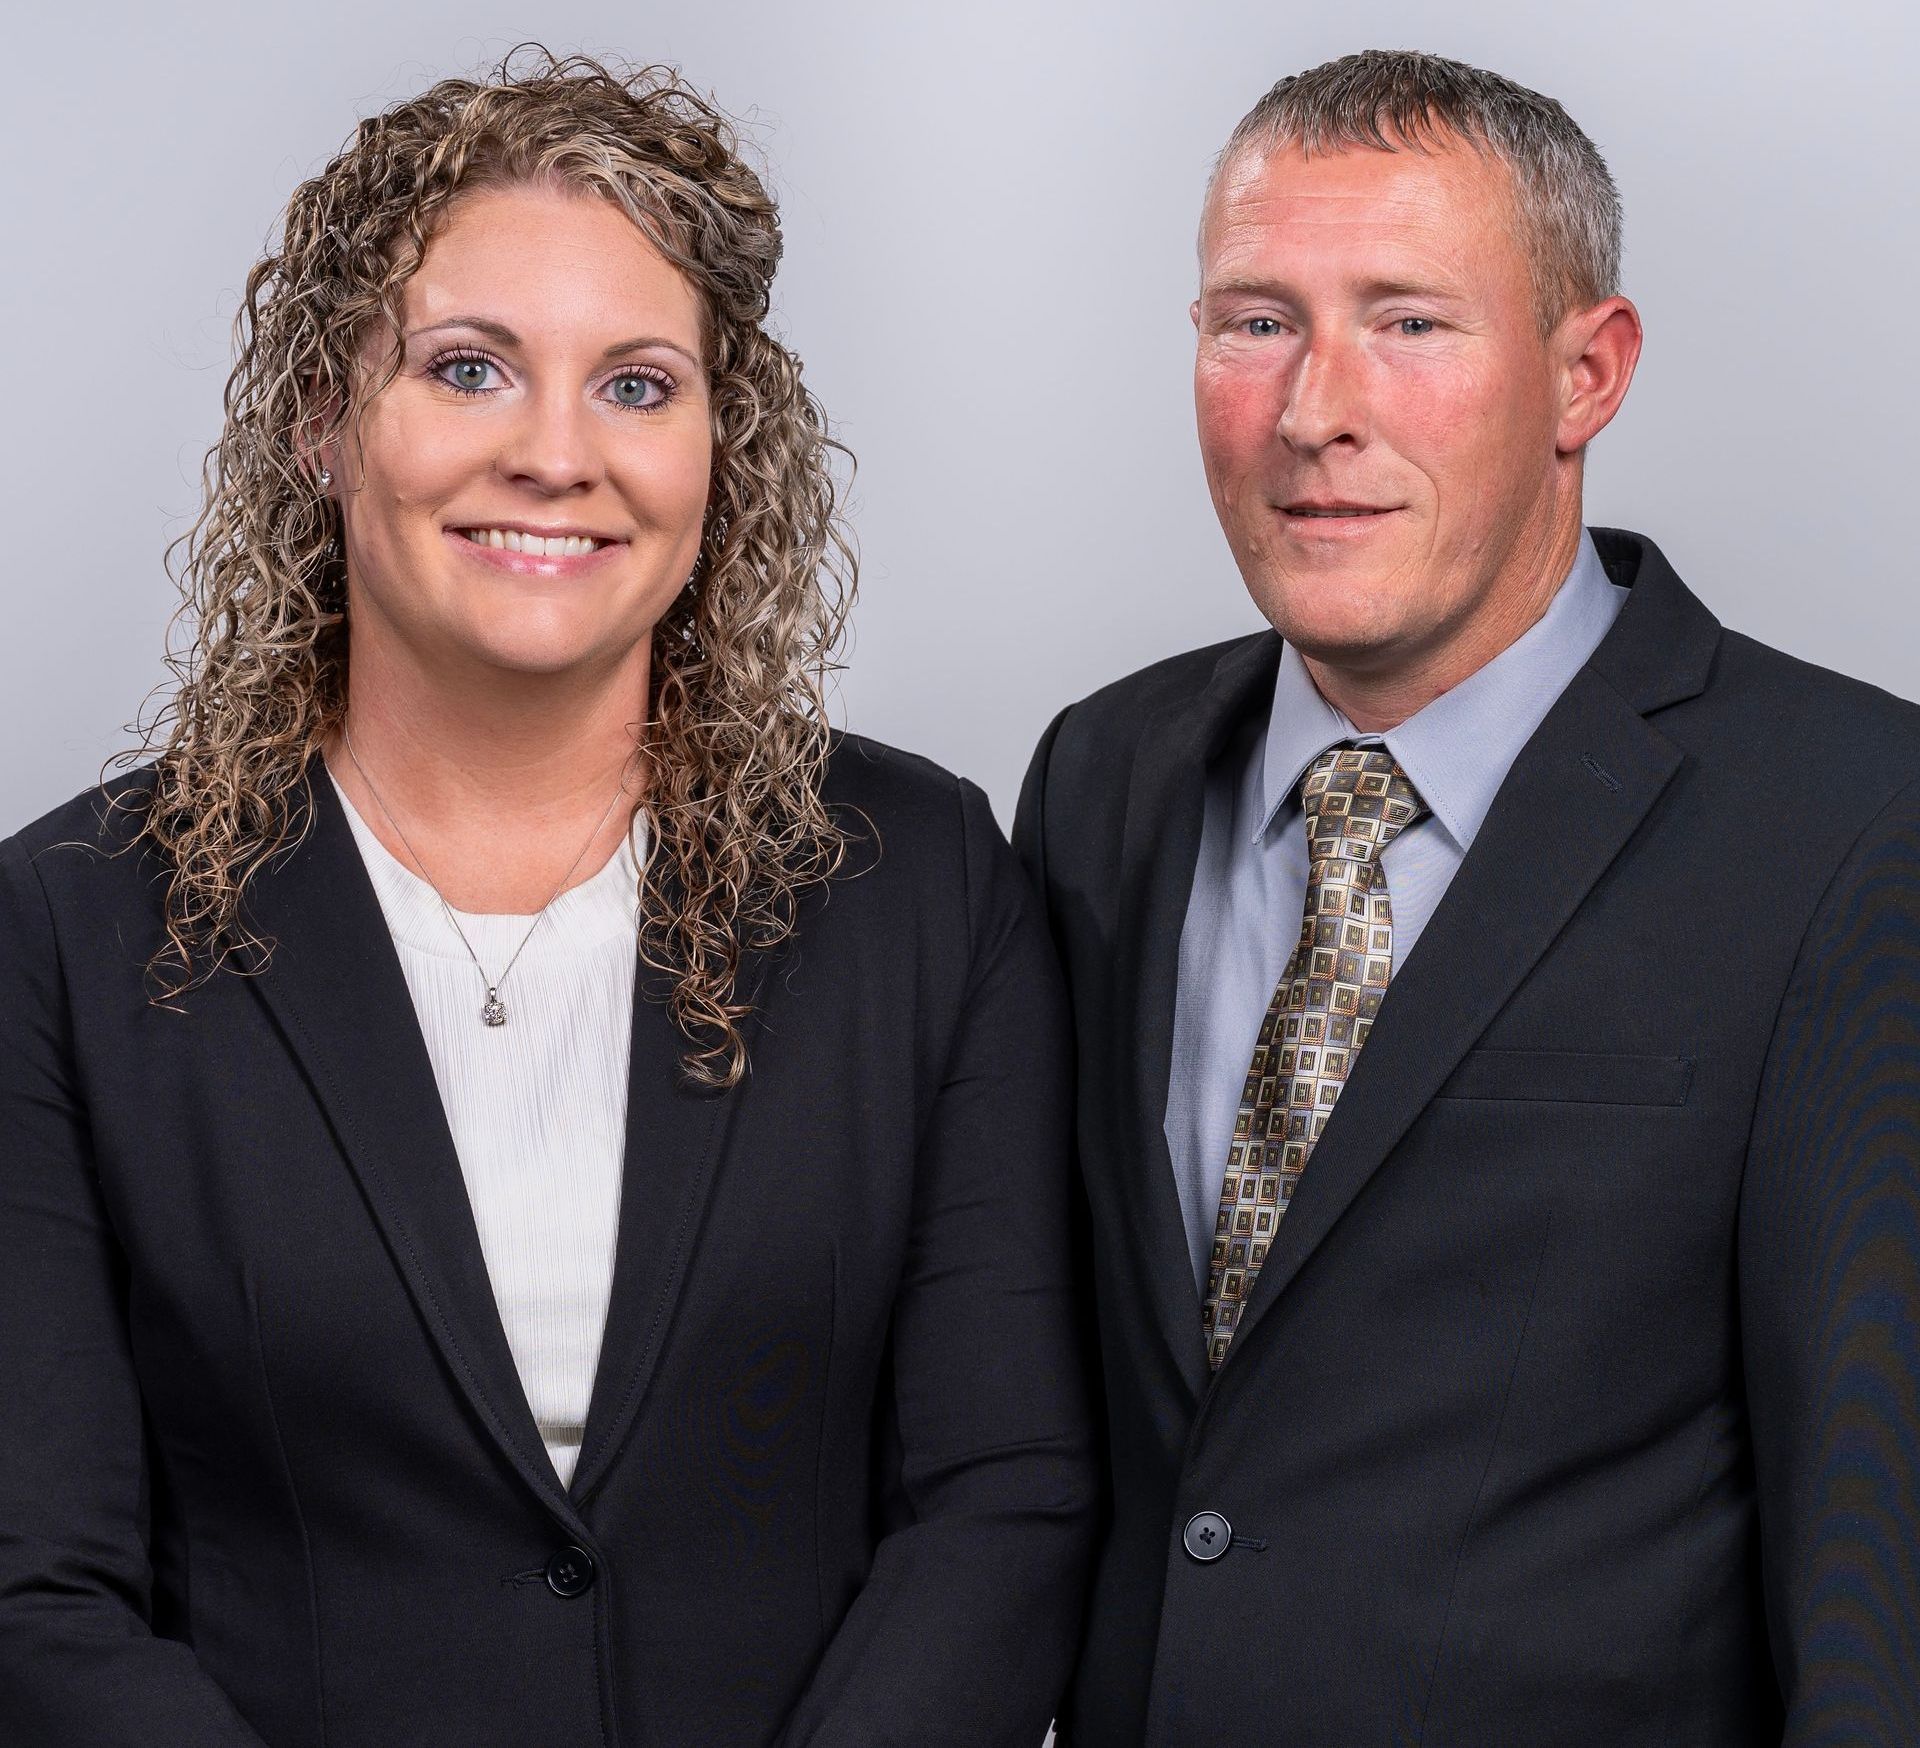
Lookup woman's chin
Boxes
[442,624,647,683]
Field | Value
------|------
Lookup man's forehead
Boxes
[1201,138,1513,277]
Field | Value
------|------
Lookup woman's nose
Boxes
[497,386,605,495]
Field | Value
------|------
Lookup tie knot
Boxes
[1300,744,1426,866]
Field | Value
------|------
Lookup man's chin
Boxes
[1246,577,1420,667]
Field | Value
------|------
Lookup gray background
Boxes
[4,0,1915,832]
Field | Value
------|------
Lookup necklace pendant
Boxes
[480,989,508,1028]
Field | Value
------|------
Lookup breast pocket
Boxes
[1434,1047,1693,1107]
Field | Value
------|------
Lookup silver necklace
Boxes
[341,723,632,1028]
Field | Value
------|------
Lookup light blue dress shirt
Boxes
[1164,530,1630,1292]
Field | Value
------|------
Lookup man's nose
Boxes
[498,386,605,495]
[1276,337,1366,453]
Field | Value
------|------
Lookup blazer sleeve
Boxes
[778,776,1099,1747]
[1740,773,1920,1745]
[0,836,269,1746]
[1012,705,1069,900]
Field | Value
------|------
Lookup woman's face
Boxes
[326,179,713,687]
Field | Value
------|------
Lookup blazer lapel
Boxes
[1114,632,1283,1403]
[566,946,768,1507]
[1217,538,1721,1369]
[244,773,585,1528]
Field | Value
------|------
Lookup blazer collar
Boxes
[567,937,766,1506]
[1206,528,1721,1386]
[241,772,760,1518]
[1119,530,1721,1402]
[1114,631,1285,1403]
[1255,529,1627,854]
[1585,525,1722,712]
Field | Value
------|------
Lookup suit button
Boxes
[1183,1510,1231,1562]
[545,1544,597,1598]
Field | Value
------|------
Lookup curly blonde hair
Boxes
[135,45,853,1087]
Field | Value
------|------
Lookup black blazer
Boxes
[0,736,1097,1747]
[1015,530,1920,1745]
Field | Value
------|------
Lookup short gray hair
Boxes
[1209,49,1622,330]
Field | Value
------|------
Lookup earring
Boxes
[318,467,333,490]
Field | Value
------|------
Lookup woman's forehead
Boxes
[402,181,704,353]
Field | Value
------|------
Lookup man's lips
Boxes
[1277,501,1403,518]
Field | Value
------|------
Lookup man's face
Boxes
[1193,137,1571,674]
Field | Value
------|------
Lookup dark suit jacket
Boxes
[1014,530,1920,1745]
[0,735,1097,1747]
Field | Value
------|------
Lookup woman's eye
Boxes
[437,356,497,393]
[1397,317,1436,337]
[607,372,667,409]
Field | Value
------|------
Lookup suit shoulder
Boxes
[1062,634,1263,727]
[819,730,1006,875]
[814,733,1025,959]
[1705,629,1920,785]
[1050,633,1271,766]
[820,730,973,824]
[2,768,159,888]
[0,772,163,991]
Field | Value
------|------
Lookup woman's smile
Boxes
[443,522,629,576]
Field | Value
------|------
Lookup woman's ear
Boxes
[295,384,349,497]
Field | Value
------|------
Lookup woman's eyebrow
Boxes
[596,334,702,370]
[407,316,700,369]
[408,315,522,347]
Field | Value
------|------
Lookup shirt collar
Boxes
[1255,529,1629,850]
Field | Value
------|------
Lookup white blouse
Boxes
[331,773,643,1487]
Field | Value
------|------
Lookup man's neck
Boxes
[1302,519,1584,734]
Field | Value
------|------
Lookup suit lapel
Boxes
[244,773,584,1527]
[1114,633,1282,1403]
[567,946,768,1506]
[1217,536,1721,1368]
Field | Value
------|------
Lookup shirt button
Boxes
[545,1544,597,1598]
[1182,1510,1232,1563]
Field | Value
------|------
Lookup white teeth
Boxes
[461,528,599,554]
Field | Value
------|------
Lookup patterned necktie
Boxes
[1201,744,1428,1370]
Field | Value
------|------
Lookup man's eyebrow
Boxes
[1353,277,1469,305]
[406,316,701,369]
[1200,275,1468,305]
[1198,276,1290,302]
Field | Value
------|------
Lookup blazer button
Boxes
[1183,1510,1231,1562]
[545,1544,597,1598]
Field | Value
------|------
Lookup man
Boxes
[1017,49,1920,1745]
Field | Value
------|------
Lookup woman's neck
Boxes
[325,637,650,915]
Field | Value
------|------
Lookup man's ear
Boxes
[1555,295,1642,455]
[1190,298,1202,331]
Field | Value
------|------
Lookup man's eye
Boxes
[1245,317,1282,338]
[1397,317,1436,337]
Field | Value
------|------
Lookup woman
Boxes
[0,49,1094,1747]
